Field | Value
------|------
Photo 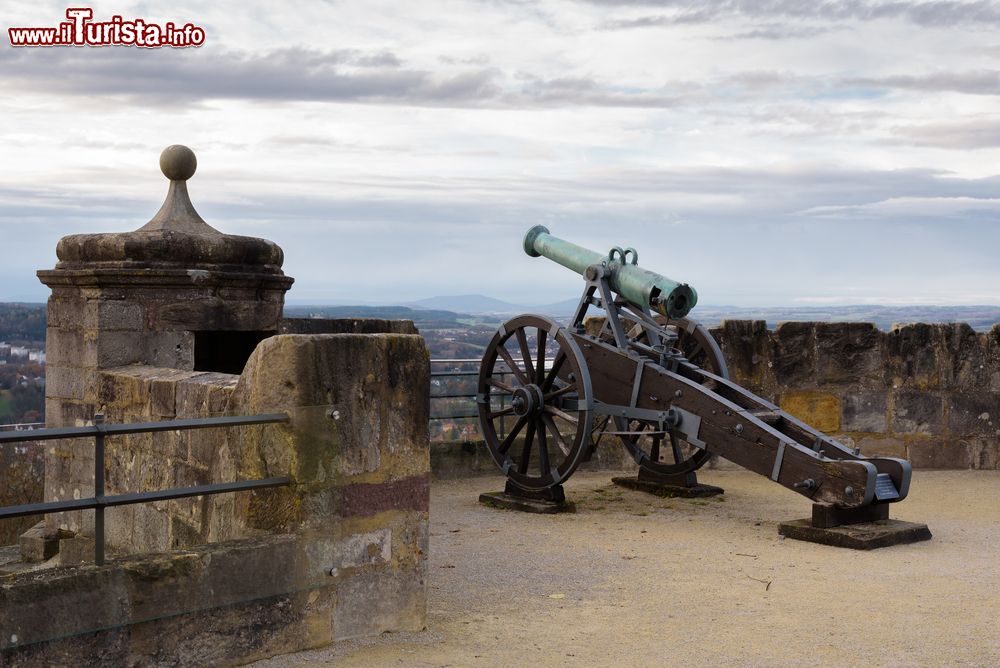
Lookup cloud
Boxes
[890,119,1000,149]
[0,46,686,108]
[721,23,837,40]
[0,47,499,106]
[588,0,1000,28]
[845,70,1000,96]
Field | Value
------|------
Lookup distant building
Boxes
[28,351,45,363]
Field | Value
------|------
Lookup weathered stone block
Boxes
[887,323,940,390]
[132,504,171,553]
[96,299,145,331]
[939,323,990,390]
[143,330,194,369]
[965,438,1000,469]
[45,364,90,400]
[58,534,96,566]
[771,321,815,387]
[815,322,882,386]
[45,295,85,330]
[19,523,74,562]
[45,327,94,368]
[891,391,943,435]
[907,439,972,469]
[714,320,770,391]
[856,436,906,458]
[947,393,999,435]
[96,330,145,367]
[841,392,887,432]
[779,391,840,433]
[150,379,177,417]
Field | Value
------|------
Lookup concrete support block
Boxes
[778,518,932,549]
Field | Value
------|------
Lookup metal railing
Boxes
[429,358,555,439]
[0,413,291,565]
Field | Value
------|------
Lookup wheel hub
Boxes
[512,385,544,416]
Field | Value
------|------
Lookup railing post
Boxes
[93,413,105,566]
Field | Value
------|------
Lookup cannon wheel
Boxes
[478,314,594,492]
[617,316,729,475]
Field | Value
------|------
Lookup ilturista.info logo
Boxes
[8,7,205,48]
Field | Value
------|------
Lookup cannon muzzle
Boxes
[523,225,697,319]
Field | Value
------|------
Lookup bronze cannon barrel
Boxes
[522,225,697,319]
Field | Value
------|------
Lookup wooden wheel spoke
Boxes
[544,404,579,424]
[518,420,537,474]
[535,330,547,384]
[669,431,684,464]
[496,344,529,385]
[543,382,576,402]
[488,406,515,420]
[542,414,571,457]
[541,351,566,392]
[486,377,516,394]
[537,419,551,476]
[650,434,661,463]
[515,328,535,380]
[498,415,528,455]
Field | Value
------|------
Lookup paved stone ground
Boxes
[257,470,1000,667]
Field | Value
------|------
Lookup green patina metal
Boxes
[522,225,697,319]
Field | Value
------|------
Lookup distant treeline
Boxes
[284,304,472,325]
[0,303,46,343]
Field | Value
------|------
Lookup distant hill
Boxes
[406,295,523,313]
[692,305,1000,332]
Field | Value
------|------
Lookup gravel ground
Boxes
[256,469,1000,667]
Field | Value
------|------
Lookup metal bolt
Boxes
[649,395,658,402]
[674,390,683,398]
[844,486,854,497]
[734,423,744,434]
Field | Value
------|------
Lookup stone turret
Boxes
[38,145,294,534]
[39,145,293,385]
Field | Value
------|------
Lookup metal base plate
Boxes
[778,518,932,550]
[479,491,576,514]
[611,476,724,498]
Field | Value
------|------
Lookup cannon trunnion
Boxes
[477,227,920,537]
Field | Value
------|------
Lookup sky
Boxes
[1,0,999,307]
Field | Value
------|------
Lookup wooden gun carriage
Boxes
[476,226,917,531]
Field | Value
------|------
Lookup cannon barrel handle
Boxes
[522,225,697,319]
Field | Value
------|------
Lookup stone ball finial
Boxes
[159,144,197,181]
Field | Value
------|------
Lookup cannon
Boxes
[477,226,926,541]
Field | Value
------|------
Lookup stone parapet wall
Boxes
[711,320,1000,469]
[6,327,430,664]
[430,320,999,476]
